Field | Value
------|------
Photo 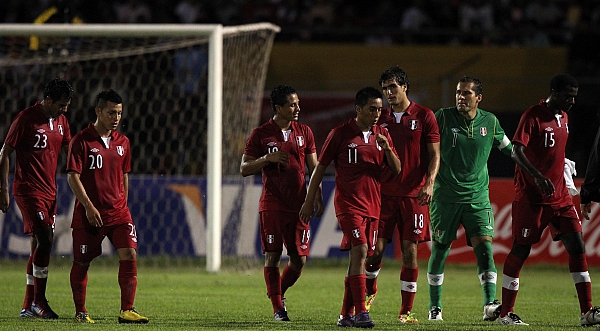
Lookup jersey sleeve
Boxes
[67,135,85,174]
[303,125,317,155]
[318,127,340,166]
[61,118,72,146]
[4,112,26,148]
[123,137,132,174]
[512,109,535,147]
[423,109,441,143]
[243,129,263,158]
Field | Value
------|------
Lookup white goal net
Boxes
[0,23,279,271]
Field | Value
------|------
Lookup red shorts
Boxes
[14,195,56,234]
[259,211,310,256]
[338,213,378,252]
[512,201,581,245]
[72,223,138,262]
[379,195,431,243]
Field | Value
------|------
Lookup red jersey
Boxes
[4,102,71,199]
[67,123,132,228]
[378,103,440,197]
[513,100,570,205]
[319,118,398,218]
[244,119,316,213]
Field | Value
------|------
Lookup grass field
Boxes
[0,257,599,330]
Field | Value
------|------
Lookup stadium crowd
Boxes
[1,0,600,45]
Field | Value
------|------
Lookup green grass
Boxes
[0,257,598,330]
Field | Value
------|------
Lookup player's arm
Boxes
[418,141,440,205]
[376,133,401,174]
[306,152,324,218]
[511,142,554,196]
[300,163,327,223]
[0,144,15,213]
[240,151,289,177]
[123,172,129,202]
[67,171,103,227]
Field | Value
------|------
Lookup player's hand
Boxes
[533,175,555,196]
[417,183,433,205]
[376,134,391,151]
[299,201,315,223]
[581,202,593,220]
[85,205,103,227]
[313,195,324,218]
[0,189,9,213]
[265,151,289,165]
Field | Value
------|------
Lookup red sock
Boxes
[349,274,367,313]
[365,261,381,296]
[22,256,34,310]
[281,265,301,296]
[70,262,89,313]
[264,266,283,312]
[569,254,592,313]
[500,253,525,316]
[340,276,354,317]
[118,260,137,311]
[400,266,418,314]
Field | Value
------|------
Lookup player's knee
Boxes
[510,243,531,260]
[561,233,585,255]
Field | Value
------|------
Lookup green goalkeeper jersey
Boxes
[433,107,512,203]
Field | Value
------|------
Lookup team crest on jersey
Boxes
[480,127,487,136]
[296,136,304,147]
[522,228,530,238]
[80,245,87,254]
[58,125,63,135]
[117,145,124,156]
[409,120,419,130]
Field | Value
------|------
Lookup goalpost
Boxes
[0,23,280,272]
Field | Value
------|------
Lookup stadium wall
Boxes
[0,176,598,265]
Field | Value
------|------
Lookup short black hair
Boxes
[270,84,297,112]
[355,87,383,108]
[550,73,578,93]
[459,76,483,95]
[379,65,410,93]
[43,78,74,101]
[95,89,123,109]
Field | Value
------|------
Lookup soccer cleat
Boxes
[581,306,600,326]
[20,308,35,318]
[118,308,149,324]
[274,309,290,321]
[398,312,418,323]
[483,300,502,321]
[337,314,355,327]
[75,312,95,323]
[498,312,529,325]
[428,306,443,321]
[354,312,375,328]
[31,301,59,319]
[365,292,376,312]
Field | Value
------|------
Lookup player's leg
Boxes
[281,213,310,297]
[428,201,459,320]
[259,211,287,320]
[71,227,102,324]
[20,236,36,317]
[110,222,148,324]
[365,195,397,310]
[338,214,376,328]
[398,197,429,322]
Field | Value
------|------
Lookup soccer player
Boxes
[427,76,511,322]
[364,66,440,323]
[0,78,73,319]
[67,90,148,324]
[240,85,323,322]
[499,74,600,326]
[300,87,401,328]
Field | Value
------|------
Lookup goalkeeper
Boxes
[427,76,512,322]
